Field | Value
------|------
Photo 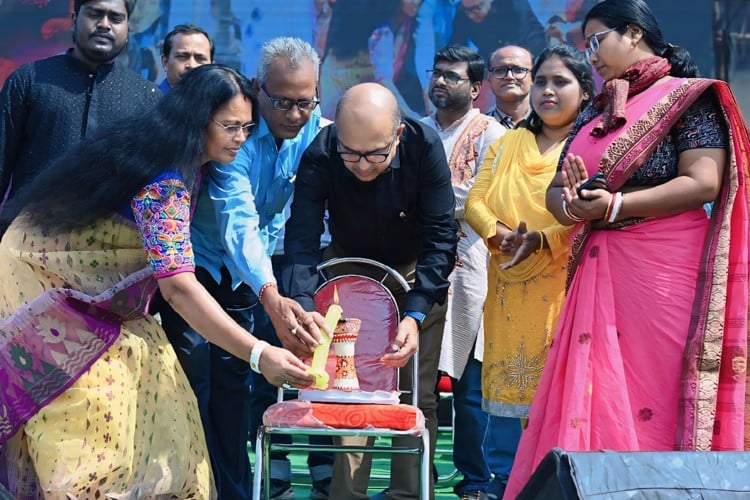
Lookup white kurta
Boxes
[421,108,505,379]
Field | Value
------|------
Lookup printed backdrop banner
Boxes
[0,0,717,119]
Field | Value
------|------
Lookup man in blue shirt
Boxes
[157,24,214,94]
[160,37,332,500]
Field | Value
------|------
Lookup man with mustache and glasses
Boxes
[0,0,160,227]
[419,45,508,500]
[159,36,335,500]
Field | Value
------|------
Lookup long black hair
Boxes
[2,64,255,232]
[583,0,699,78]
[524,44,595,135]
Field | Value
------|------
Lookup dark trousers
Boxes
[320,246,445,500]
[451,354,522,496]
[160,266,253,500]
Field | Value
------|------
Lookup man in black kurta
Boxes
[0,0,160,213]
[282,83,457,500]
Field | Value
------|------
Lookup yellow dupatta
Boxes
[482,128,570,282]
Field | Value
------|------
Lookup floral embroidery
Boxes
[10,343,33,371]
[131,176,195,277]
[578,332,592,344]
[638,407,654,421]
[499,341,545,399]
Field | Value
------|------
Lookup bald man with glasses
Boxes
[282,83,457,500]
[486,45,534,129]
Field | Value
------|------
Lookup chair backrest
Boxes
[313,274,400,393]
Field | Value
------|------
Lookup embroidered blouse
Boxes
[562,89,728,186]
[131,172,195,278]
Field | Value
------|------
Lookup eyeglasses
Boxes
[585,27,619,59]
[261,84,319,112]
[337,135,398,164]
[212,119,255,137]
[488,65,530,80]
[427,69,470,86]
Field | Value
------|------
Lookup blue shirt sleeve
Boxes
[208,145,276,294]
[264,210,287,256]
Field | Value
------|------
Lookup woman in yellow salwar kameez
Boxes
[465,45,594,423]
[0,65,322,499]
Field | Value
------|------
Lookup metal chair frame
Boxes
[252,257,430,499]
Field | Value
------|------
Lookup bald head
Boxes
[334,83,405,182]
[489,45,533,69]
[488,45,533,111]
[335,83,401,135]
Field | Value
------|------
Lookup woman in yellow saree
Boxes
[0,65,320,499]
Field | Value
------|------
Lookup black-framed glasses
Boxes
[337,135,398,164]
[261,84,319,112]
[488,65,530,80]
[212,119,255,137]
[427,69,470,86]
[585,27,619,59]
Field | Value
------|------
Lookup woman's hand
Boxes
[569,189,611,222]
[500,221,542,269]
[561,154,610,221]
[487,221,513,250]
[561,153,588,197]
[258,344,316,388]
[499,223,523,254]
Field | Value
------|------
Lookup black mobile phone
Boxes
[576,172,608,198]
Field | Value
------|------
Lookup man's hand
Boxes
[380,316,419,368]
[261,285,329,359]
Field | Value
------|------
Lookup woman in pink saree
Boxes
[505,0,750,497]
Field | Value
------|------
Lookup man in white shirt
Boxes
[420,44,510,500]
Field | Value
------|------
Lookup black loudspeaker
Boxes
[518,448,750,499]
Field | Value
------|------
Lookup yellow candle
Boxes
[307,302,343,389]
